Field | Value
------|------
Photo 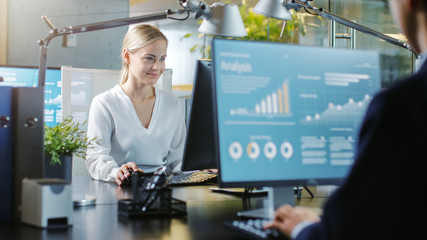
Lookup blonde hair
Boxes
[120,25,168,84]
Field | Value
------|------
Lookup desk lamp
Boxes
[253,0,292,20]
[253,0,415,55]
[253,0,292,40]
[37,0,247,87]
[196,2,247,37]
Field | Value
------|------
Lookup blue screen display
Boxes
[0,66,62,127]
[212,39,381,186]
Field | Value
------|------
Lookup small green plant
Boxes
[44,117,97,166]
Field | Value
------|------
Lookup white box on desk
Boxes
[21,178,73,228]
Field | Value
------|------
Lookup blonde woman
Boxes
[86,25,185,186]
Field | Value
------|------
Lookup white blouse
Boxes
[86,85,186,182]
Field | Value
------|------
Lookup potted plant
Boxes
[44,117,97,182]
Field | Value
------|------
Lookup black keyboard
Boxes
[168,171,217,186]
[224,219,289,240]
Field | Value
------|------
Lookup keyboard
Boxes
[224,219,289,240]
[168,171,217,186]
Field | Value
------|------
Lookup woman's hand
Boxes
[115,162,142,186]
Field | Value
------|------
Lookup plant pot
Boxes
[44,155,72,183]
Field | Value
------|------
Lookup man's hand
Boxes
[264,204,321,237]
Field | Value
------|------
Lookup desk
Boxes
[0,176,327,240]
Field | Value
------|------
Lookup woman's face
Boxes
[126,39,167,86]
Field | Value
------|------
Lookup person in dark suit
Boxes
[265,0,427,239]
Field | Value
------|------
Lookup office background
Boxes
[0,1,417,237]
[0,0,414,87]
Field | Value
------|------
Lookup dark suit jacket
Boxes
[296,61,427,240]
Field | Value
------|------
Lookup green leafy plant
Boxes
[180,28,212,58]
[181,3,317,59]
[239,4,307,43]
[44,117,97,166]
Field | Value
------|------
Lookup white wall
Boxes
[8,0,129,70]
[128,0,207,85]
[7,0,208,85]
[160,22,206,85]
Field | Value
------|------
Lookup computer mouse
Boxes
[121,169,134,186]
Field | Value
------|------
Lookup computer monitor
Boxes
[211,39,381,218]
[181,59,217,171]
[0,65,62,127]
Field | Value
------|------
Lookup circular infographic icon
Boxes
[229,142,243,160]
[280,141,293,159]
[246,142,260,160]
[264,141,277,160]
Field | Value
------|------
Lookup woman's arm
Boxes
[164,100,186,173]
[86,97,119,182]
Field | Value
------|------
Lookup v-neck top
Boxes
[122,85,158,131]
[86,85,186,182]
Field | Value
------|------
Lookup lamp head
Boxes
[198,2,247,37]
[180,0,247,37]
[179,0,212,19]
[252,0,308,20]
[285,0,304,12]
[253,0,292,20]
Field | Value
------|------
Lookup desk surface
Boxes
[0,176,327,240]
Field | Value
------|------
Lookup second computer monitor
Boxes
[0,65,62,127]
[181,59,217,171]
[211,39,381,188]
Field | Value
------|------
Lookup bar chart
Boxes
[255,80,290,115]
[229,80,292,118]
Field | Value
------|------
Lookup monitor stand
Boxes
[237,186,295,219]
[209,187,268,197]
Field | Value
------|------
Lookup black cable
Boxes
[304,7,319,16]
[178,0,185,8]
[167,11,190,21]
[241,188,253,210]
[297,0,311,5]
[243,187,254,198]
[303,186,314,199]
